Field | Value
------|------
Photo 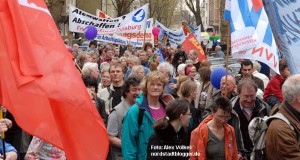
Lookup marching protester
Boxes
[203,75,237,118]
[264,58,291,108]
[147,98,191,160]
[107,77,141,160]
[122,71,173,159]
[265,74,300,160]
[230,79,270,158]
[98,63,125,114]
[190,97,238,160]
[157,62,177,94]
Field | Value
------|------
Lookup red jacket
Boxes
[190,115,238,160]
[263,74,284,102]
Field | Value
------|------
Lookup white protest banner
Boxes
[95,18,154,47]
[155,21,185,48]
[69,4,148,34]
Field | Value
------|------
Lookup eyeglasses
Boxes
[241,95,256,100]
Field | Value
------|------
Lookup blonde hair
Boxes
[141,71,168,95]
[181,80,197,98]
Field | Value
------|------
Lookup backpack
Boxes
[248,113,295,160]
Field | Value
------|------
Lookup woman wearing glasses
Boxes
[147,98,191,160]
[190,97,238,160]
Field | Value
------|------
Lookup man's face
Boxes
[73,44,79,49]
[114,49,120,57]
[106,50,114,58]
[90,44,96,49]
[147,48,153,57]
[91,54,98,63]
[139,52,148,62]
[239,87,256,108]
[179,46,185,52]
[110,66,124,83]
[188,51,196,60]
[220,77,236,96]
[128,46,133,51]
[241,65,253,78]
[126,85,141,103]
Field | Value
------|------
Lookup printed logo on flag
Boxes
[132,9,145,22]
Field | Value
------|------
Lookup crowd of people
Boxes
[1,39,300,160]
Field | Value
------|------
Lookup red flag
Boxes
[0,0,109,159]
[182,34,206,62]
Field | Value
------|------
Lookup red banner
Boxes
[182,33,206,62]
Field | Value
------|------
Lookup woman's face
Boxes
[190,88,198,100]
[178,69,185,76]
[137,68,145,78]
[155,56,161,63]
[180,109,191,127]
[85,54,93,63]
[101,72,111,87]
[147,78,164,98]
[121,59,127,67]
[212,108,231,126]
[188,67,197,80]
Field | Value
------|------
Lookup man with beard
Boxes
[107,76,141,160]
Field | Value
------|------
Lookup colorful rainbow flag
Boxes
[182,22,194,36]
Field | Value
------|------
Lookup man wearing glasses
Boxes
[230,79,271,159]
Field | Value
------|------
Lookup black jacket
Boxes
[147,123,189,160]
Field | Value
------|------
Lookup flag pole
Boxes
[225,22,230,98]
[0,109,6,160]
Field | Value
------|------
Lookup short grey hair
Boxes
[127,55,141,64]
[157,62,174,76]
[82,62,98,77]
[189,49,198,56]
[100,62,110,73]
[252,60,261,72]
[129,65,144,77]
[282,74,300,103]
[177,63,187,72]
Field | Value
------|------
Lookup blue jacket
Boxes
[122,94,165,160]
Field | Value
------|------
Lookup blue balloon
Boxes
[213,40,218,45]
[84,26,97,40]
[210,67,231,89]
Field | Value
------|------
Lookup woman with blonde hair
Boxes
[122,71,174,160]
[170,75,189,98]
